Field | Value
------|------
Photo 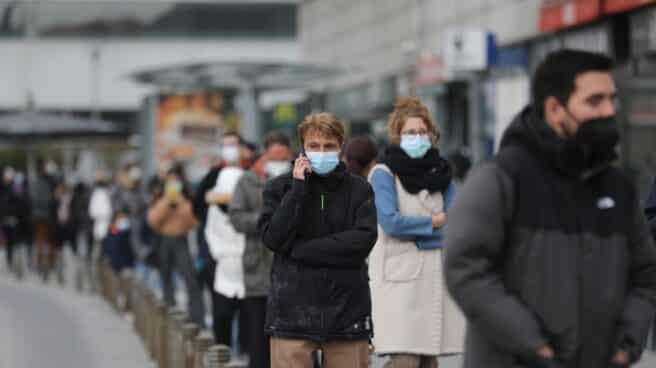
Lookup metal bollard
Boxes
[167,309,187,368]
[193,331,214,368]
[181,323,200,368]
[133,282,145,339]
[204,345,231,368]
[147,292,161,359]
[99,260,108,301]
[142,289,151,354]
[131,281,141,336]
[155,301,169,367]
[225,360,248,368]
[120,272,134,312]
[106,264,119,310]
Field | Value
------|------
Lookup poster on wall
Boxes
[156,91,240,182]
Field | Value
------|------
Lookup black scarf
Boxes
[379,146,452,194]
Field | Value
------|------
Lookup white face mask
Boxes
[129,167,142,182]
[264,161,291,178]
[3,167,15,182]
[222,145,240,163]
[45,161,58,175]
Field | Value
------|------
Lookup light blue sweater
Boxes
[370,168,455,249]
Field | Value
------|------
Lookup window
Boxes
[0,1,297,39]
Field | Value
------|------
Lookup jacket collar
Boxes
[308,162,348,193]
[499,106,615,181]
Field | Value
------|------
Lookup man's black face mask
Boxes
[560,105,620,169]
[573,115,620,156]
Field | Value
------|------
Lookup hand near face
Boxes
[293,153,312,180]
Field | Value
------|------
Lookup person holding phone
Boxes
[147,164,205,326]
[258,112,378,368]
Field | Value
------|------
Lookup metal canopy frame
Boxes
[131,61,339,91]
[131,60,340,142]
[0,111,127,143]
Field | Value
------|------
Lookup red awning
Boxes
[415,54,447,87]
[604,0,656,14]
[539,0,602,32]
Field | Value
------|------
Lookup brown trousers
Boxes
[270,337,368,368]
[384,354,438,368]
[33,221,55,274]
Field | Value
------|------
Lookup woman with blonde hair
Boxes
[368,97,465,368]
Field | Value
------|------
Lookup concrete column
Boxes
[468,74,484,163]
[238,83,261,144]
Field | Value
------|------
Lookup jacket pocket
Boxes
[243,243,262,273]
[383,240,423,282]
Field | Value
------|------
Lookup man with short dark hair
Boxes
[445,49,656,368]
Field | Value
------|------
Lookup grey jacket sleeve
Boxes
[229,174,260,236]
[614,190,656,363]
[444,163,547,357]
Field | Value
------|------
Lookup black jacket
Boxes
[646,178,656,241]
[257,163,377,341]
[445,107,656,368]
[193,166,223,263]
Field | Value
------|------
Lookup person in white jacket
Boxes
[88,170,113,292]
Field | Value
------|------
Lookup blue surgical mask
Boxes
[116,218,130,231]
[400,134,432,158]
[306,151,340,176]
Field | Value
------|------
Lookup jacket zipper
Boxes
[320,193,326,342]
[574,182,584,364]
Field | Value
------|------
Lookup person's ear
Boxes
[544,96,567,138]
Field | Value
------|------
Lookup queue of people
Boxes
[2,48,656,368]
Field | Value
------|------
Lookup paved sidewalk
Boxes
[1,247,655,368]
[370,347,656,368]
[0,271,154,368]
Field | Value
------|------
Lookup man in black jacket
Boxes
[445,49,656,368]
[647,178,656,351]
[258,113,377,368]
[647,178,656,246]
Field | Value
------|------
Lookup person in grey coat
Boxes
[445,50,656,368]
[229,131,293,368]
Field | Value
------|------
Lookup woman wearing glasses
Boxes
[368,97,465,368]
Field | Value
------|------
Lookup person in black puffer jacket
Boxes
[445,50,656,368]
[647,178,656,352]
[258,112,377,368]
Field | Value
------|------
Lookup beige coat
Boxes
[368,164,465,356]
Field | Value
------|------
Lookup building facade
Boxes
[299,0,656,198]
[0,0,299,119]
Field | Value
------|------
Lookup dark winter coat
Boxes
[257,163,377,342]
[1,183,29,229]
[193,166,223,264]
[104,226,135,273]
[646,178,656,241]
[70,184,92,231]
[30,174,55,221]
[445,106,656,368]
